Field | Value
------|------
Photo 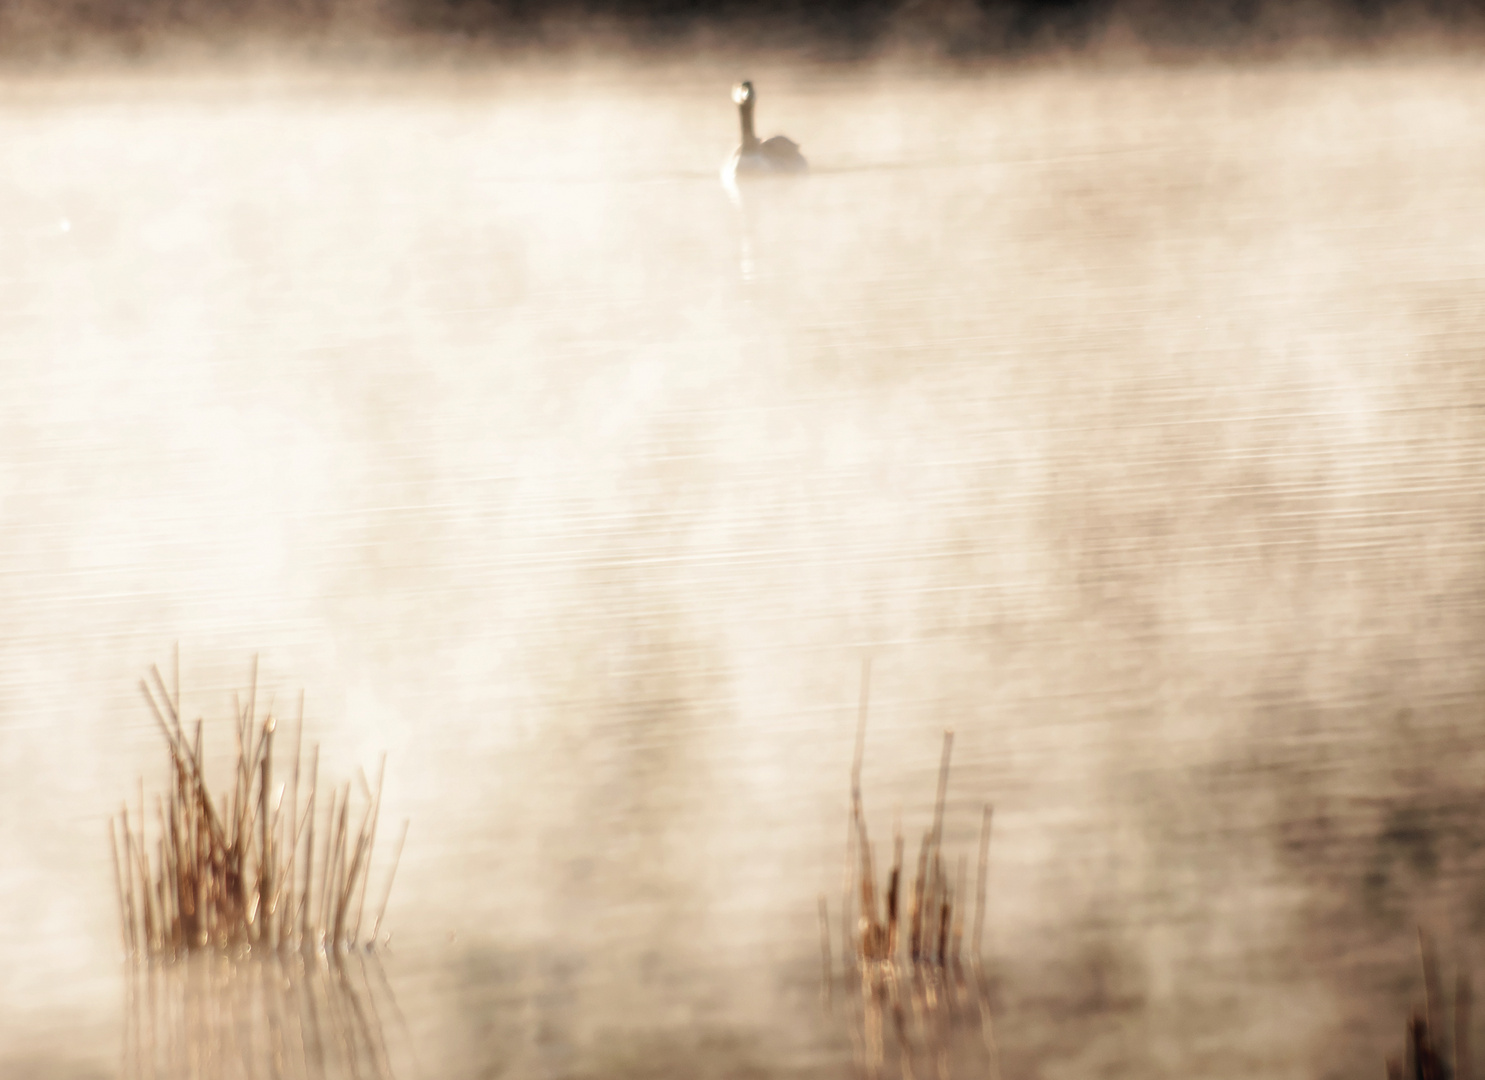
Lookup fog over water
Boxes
[1,46,1484,1080]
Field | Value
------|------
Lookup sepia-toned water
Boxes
[2,53,1485,1080]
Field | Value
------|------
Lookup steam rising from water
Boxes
[1,50,1484,1079]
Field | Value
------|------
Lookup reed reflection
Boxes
[121,952,409,1080]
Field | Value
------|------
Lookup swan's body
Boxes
[722,81,807,188]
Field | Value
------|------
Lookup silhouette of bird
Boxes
[722,81,807,186]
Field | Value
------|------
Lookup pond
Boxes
[1,53,1483,1079]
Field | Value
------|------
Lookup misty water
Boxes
[2,54,1485,1080]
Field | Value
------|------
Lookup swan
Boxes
[722,81,808,186]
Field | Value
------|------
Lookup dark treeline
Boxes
[0,0,1483,60]
[407,0,1485,52]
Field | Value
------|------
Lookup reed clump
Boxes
[821,661,1002,1080]
[108,656,407,963]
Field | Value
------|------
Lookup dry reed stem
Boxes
[350,757,387,944]
[1458,971,1473,1080]
[820,895,834,1010]
[111,657,406,964]
[844,657,872,977]
[1421,929,1444,1045]
[972,806,991,960]
[368,819,408,945]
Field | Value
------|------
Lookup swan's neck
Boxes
[738,98,759,151]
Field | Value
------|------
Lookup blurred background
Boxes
[2,2,1485,1077]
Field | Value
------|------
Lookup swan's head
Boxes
[732,81,755,106]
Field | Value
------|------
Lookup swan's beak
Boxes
[732,82,754,106]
